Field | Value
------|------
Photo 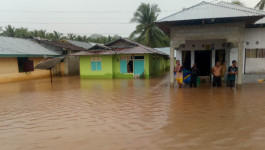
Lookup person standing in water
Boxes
[227,60,238,88]
[190,63,199,88]
[212,61,222,87]
[174,60,183,88]
[221,61,227,86]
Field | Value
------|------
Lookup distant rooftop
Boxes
[0,37,61,57]
[65,40,94,49]
[154,47,175,57]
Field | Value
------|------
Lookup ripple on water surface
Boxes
[0,75,265,150]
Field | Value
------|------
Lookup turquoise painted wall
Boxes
[113,54,150,79]
[80,55,113,78]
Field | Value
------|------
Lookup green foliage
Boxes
[255,0,265,10]
[0,25,121,44]
[2,25,16,37]
[129,3,169,48]
[231,0,244,6]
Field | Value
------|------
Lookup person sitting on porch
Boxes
[174,60,183,88]
[227,60,238,88]
[212,61,222,87]
[190,63,199,88]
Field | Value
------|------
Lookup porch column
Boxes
[237,41,244,85]
[170,46,175,87]
[237,23,245,85]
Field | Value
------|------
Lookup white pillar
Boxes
[237,42,244,85]
[191,50,195,67]
[237,23,245,85]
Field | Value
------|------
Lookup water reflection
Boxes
[0,75,265,150]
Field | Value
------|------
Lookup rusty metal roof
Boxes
[65,40,94,49]
[36,39,86,51]
[71,50,115,56]
[71,38,168,56]
[157,1,265,23]
[106,38,168,55]
[71,44,115,56]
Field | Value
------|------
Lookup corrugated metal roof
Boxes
[158,1,265,23]
[71,38,168,56]
[88,44,112,51]
[154,47,176,57]
[37,40,86,51]
[217,1,265,25]
[106,38,168,55]
[255,18,265,24]
[71,50,115,56]
[66,40,93,49]
[0,37,61,57]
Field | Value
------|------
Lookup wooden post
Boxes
[50,68,53,83]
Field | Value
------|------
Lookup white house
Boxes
[156,1,265,86]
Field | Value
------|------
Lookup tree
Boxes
[255,0,265,10]
[2,25,16,37]
[67,33,76,40]
[15,27,30,38]
[38,30,47,38]
[30,30,39,37]
[231,0,244,6]
[129,3,169,48]
[53,31,63,40]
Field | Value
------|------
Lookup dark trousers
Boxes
[190,75,197,88]
[212,76,221,87]
[227,80,235,87]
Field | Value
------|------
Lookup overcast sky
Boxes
[0,0,261,37]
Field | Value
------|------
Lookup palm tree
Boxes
[67,33,76,40]
[2,25,16,37]
[231,0,244,6]
[129,3,169,48]
[15,27,29,38]
[53,31,63,40]
[30,30,39,37]
[38,30,47,38]
[255,0,265,10]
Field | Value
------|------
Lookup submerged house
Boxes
[0,37,61,83]
[72,38,169,79]
[36,39,94,76]
[156,1,265,85]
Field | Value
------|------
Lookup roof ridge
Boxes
[215,1,265,15]
[158,1,207,22]
[217,1,265,14]
[158,1,265,22]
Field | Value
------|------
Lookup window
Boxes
[91,61,102,71]
[17,57,34,72]
[246,49,265,58]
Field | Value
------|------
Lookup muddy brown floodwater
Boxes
[0,75,265,150]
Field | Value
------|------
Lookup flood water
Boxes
[0,75,265,150]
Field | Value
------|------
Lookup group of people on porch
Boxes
[174,60,238,88]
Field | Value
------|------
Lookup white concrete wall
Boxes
[229,48,238,66]
[244,28,265,74]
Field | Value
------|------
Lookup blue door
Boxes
[134,60,144,75]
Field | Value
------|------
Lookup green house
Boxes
[72,38,170,79]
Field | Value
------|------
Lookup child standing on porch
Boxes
[174,60,183,88]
